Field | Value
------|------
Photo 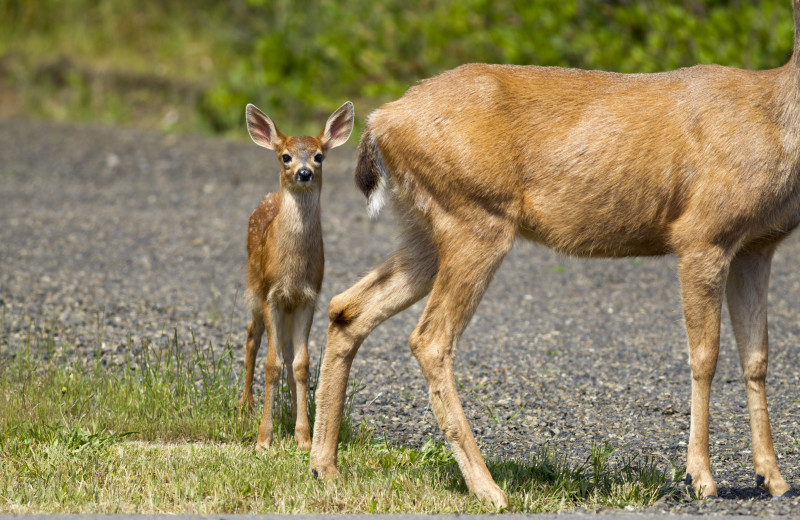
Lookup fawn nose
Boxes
[296,168,313,184]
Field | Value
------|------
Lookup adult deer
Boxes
[310,2,800,508]
[240,101,354,450]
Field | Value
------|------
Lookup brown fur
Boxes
[240,102,354,450]
[310,2,800,507]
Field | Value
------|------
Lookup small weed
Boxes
[549,266,567,274]
[460,377,524,427]
[488,403,524,426]
[207,285,225,324]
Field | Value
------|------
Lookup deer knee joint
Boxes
[690,359,717,382]
[742,354,768,384]
[265,356,281,382]
[292,354,310,382]
[408,328,427,358]
[328,294,357,326]
[409,329,449,374]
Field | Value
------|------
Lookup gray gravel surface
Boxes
[2,119,800,516]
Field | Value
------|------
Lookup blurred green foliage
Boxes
[0,0,795,136]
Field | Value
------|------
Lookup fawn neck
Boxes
[275,186,322,244]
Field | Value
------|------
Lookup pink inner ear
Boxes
[328,113,350,140]
[252,126,270,143]
[249,117,272,143]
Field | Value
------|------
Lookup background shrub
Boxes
[0,0,794,136]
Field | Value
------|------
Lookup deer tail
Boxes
[354,128,388,217]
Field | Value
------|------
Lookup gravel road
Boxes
[2,118,800,515]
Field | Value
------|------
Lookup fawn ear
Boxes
[246,104,284,150]
[320,101,354,150]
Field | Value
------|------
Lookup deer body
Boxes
[240,102,354,450]
[365,63,800,258]
[310,3,800,508]
[247,191,323,309]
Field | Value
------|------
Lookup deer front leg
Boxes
[310,229,437,480]
[257,304,290,450]
[726,246,789,496]
[288,304,315,450]
[240,312,265,416]
[679,247,729,498]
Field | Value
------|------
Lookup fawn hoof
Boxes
[238,396,255,418]
[255,435,273,451]
[295,427,311,451]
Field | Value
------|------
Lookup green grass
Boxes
[0,317,681,513]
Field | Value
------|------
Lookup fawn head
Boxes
[246,101,354,191]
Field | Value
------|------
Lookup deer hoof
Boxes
[310,463,341,481]
[685,471,717,498]
[775,489,800,500]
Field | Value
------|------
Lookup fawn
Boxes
[310,1,800,508]
[241,101,354,450]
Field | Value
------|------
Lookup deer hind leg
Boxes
[256,304,290,450]
[240,308,265,416]
[407,225,514,509]
[678,245,730,498]
[726,246,790,496]
[310,223,438,479]
[286,303,315,450]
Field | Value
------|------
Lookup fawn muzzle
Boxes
[296,168,313,185]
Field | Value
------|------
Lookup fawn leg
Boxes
[726,246,789,496]
[239,310,265,416]
[256,304,290,450]
[288,303,315,450]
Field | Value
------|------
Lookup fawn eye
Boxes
[314,153,323,163]
[282,154,291,164]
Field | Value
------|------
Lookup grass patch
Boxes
[0,318,680,513]
[1,327,250,443]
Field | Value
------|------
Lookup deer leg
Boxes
[239,309,265,416]
[407,228,514,509]
[726,246,789,496]
[310,224,438,480]
[279,320,299,425]
[256,304,290,450]
[289,304,315,450]
[679,246,729,498]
